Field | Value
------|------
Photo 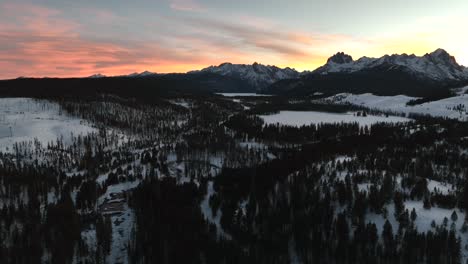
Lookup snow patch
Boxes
[259,111,411,127]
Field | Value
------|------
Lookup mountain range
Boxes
[89,63,299,90]
[314,49,467,83]
[88,71,158,79]
[189,62,300,90]
[4,48,468,99]
[267,49,468,97]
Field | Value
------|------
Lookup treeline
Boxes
[266,70,458,99]
[225,113,393,143]
[0,72,256,102]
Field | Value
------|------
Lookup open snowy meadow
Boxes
[259,110,411,127]
[0,98,96,152]
[329,92,468,121]
[216,93,272,97]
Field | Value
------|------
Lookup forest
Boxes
[0,91,467,264]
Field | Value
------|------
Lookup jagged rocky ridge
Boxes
[266,49,468,98]
[191,62,300,90]
[32,49,468,97]
[314,49,468,83]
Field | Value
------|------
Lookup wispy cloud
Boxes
[0,30,211,78]
[0,2,211,78]
[173,16,359,70]
[0,2,341,78]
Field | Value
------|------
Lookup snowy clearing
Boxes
[216,93,272,97]
[259,111,411,127]
[329,93,468,121]
[0,98,96,152]
[169,100,192,109]
[427,179,454,195]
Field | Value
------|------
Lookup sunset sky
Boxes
[0,0,467,79]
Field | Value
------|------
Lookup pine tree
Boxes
[451,211,458,222]
[410,208,417,222]
[382,220,394,258]
[423,196,432,209]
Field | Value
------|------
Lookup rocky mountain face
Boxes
[192,62,300,90]
[85,49,467,97]
[266,49,468,98]
[313,49,467,83]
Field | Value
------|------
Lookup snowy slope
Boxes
[193,62,300,90]
[314,49,468,83]
[0,98,96,152]
[329,92,468,121]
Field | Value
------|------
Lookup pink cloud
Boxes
[0,3,209,78]
[0,3,310,78]
[4,1,423,78]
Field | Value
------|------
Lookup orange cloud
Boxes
[0,2,218,78]
[0,30,223,78]
[0,3,345,78]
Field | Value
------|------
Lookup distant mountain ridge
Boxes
[85,49,466,89]
[85,63,299,91]
[125,71,158,78]
[189,62,300,90]
[88,73,106,78]
[313,49,468,83]
[10,48,468,98]
[88,71,159,78]
[266,49,468,98]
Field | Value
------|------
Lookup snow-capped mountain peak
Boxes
[424,49,462,70]
[192,62,300,90]
[88,71,158,78]
[313,49,468,82]
[126,71,158,77]
[88,73,106,78]
[327,52,353,64]
[428,48,452,60]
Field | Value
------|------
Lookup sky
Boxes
[0,0,467,79]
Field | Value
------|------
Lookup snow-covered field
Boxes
[0,98,96,152]
[216,93,272,97]
[329,92,468,121]
[259,111,411,127]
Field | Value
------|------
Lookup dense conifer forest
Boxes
[0,91,467,263]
